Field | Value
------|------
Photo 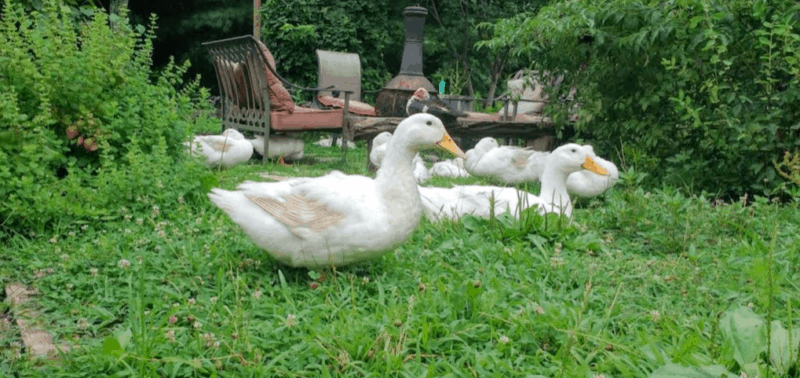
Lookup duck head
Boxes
[394,113,466,159]
[550,143,608,176]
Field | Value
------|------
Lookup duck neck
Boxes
[539,165,573,215]
[375,141,423,225]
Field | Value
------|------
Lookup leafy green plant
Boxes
[259,0,396,103]
[650,306,800,378]
[0,138,799,376]
[774,150,800,188]
[481,0,800,199]
[0,0,216,236]
[433,63,468,96]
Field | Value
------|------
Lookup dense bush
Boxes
[0,0,218,236]
[258,0,402,103]
[482,0,800,199]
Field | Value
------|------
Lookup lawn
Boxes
[1,132,799,377]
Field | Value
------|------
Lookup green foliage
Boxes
[0,0,216,236]
[2,148,800,376]
[259,0,396,103]
[774,150,800,188]
[482,0,800,198]
[425,0,548,99]
[650,306,800,378]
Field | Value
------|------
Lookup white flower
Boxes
[499,335,509,344]
[118,259,131,269]
[286,314,297,327]
[650,310,660,323]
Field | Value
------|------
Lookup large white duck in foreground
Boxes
[370,131,431,184]
[208,114,467,269]
[186,129,254,168]
[420,143,608,220]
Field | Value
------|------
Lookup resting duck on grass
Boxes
[564,145,619,198]
[314,135,356,148]
[185,129,254,168]
[464,137,548,184]
[248,135,304,166]
[429,157,470,178]
[368,131,395,168]
[465,137,619,197]
[207,113,467,269]
[419,143,609,220]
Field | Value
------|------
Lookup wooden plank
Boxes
[344,115,554,142]
[526,135,556,151]
[5,283,62,359]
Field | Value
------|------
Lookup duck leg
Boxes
[277,155,290,167]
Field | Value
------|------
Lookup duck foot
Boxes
[277,156,290,167]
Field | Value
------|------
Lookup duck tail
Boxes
[207,188,239,213]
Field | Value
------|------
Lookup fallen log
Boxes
[343,115,555,142]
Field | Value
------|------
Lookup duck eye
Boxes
[571,148,576,153]
[426,121,432,126]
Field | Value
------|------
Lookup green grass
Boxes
[1,133,799,377]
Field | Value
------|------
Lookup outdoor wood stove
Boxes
[374,6,438,118]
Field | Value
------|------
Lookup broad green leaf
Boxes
[461,215,483,232]
[649,363,737,378]
[719,306,766,366]
[116,328,133,350]
[769,321,800,375]
[102,336,122,356]
[277,269,287,290]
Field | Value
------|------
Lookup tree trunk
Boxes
[109,0,128,30]
[485,56,505,108]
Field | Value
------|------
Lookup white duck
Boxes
[207,114,467,269]
[419,185,540,221]
[371,131,430,184]
[368,131,394,167]
[466,138,619,198]
[314,135,356,148]
[565,146,619,198]
[420,143,608,220]
[429,157,470,178]
[412,154,431,184]
[186,129,254,168]
[249,135,304,165]
[464,137,548,183]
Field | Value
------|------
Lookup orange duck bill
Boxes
[435,132,467,159]
[582,156,609,175]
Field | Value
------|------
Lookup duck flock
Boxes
[187,89,619,269]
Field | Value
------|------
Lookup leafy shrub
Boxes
[774,150,800,188]
[259,0,397,103]
[481,0,800,199]
[0,0,218,236]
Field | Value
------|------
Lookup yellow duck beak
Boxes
[436,132,467,160]
[582,156,608,175]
